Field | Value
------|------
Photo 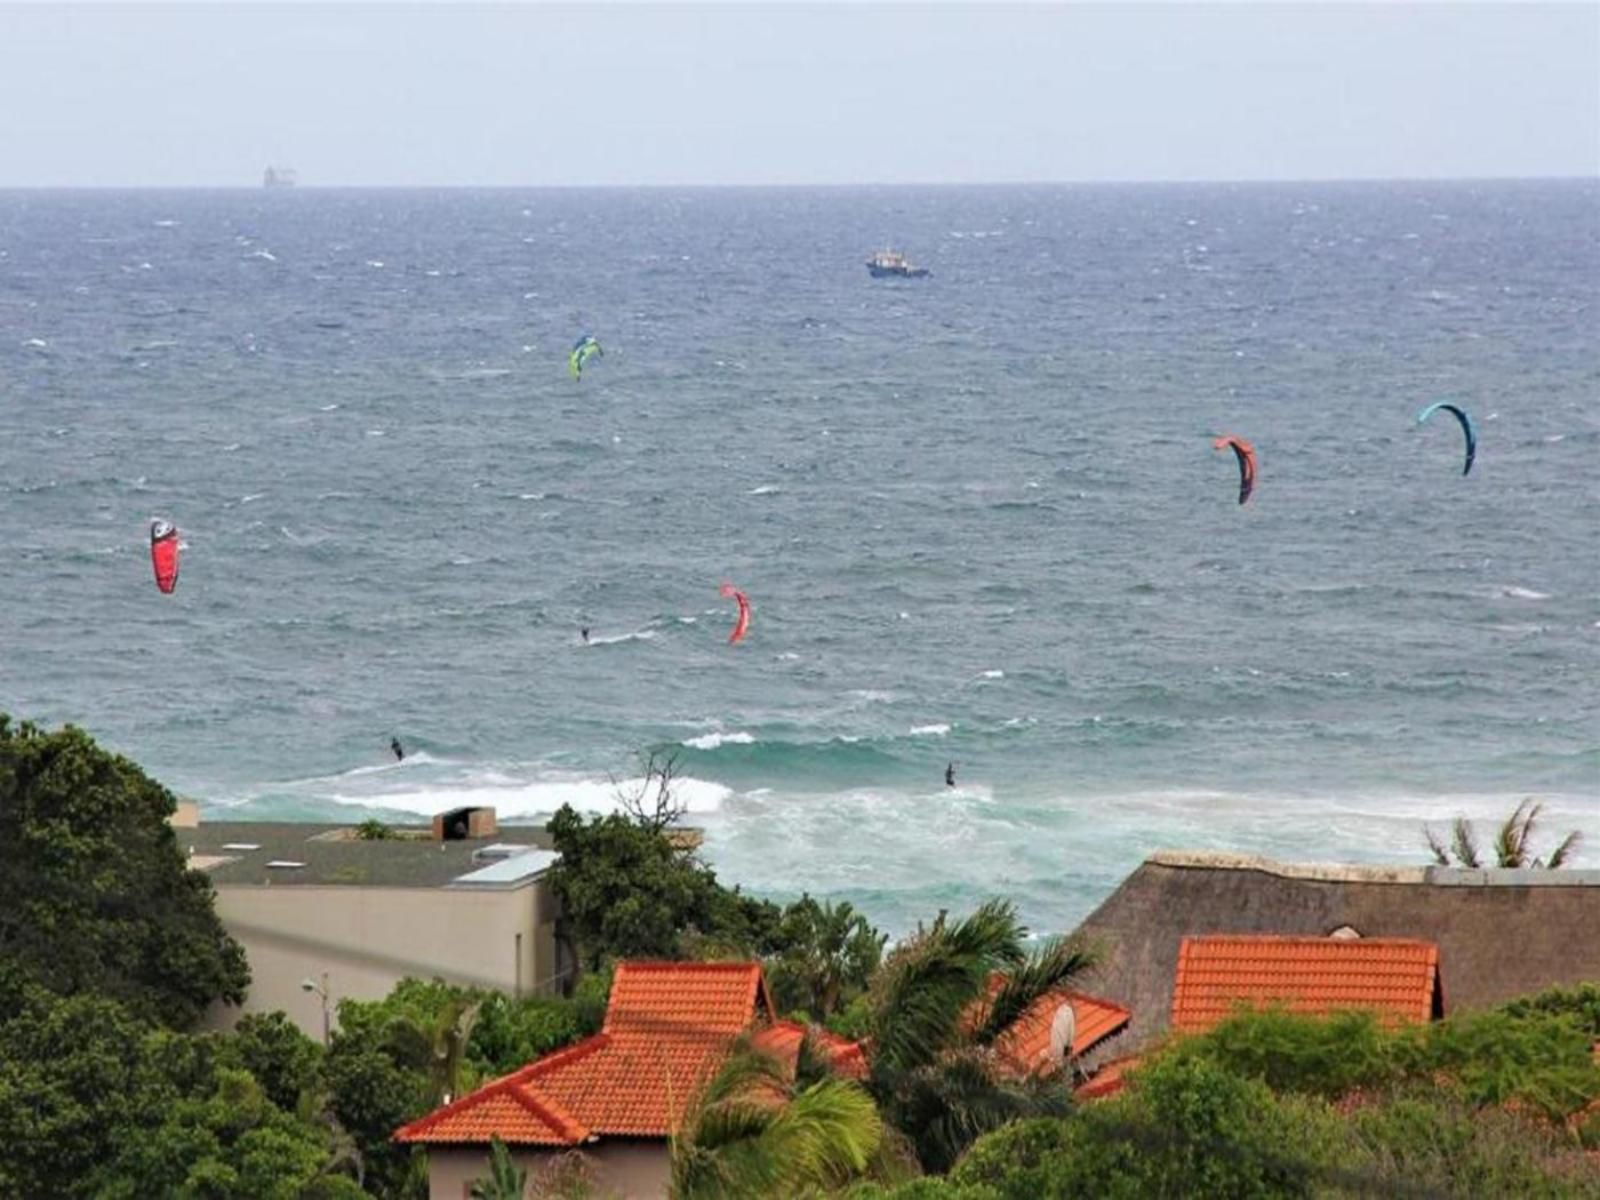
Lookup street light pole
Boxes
[301,971,331,1046]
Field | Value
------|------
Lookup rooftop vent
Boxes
[472,843,535,864]
[433,806,497,842]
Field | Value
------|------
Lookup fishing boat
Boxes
[866,248,929,278]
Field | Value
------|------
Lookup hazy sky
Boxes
[1,3,1595,187]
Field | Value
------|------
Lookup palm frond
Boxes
[1496,798,1539,868]
[883,1048,1073,1175]
[671,1049,881,1200]
[1451,816,1480,869]
[972,936,1098,1048]
[866,899,1027,1078]
[1546,829,1582,870]
[756,1079,881,1190]
[1423,825,1451,867]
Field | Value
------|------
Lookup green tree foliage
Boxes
[217,1011,324,1113]
[546,803,782,968]
[1171,1003,1600,1124]
[671,1038,888,1199]
[0,982,361,1200]
[949,1059,1346,1199]
[0,715,249,1027]
[765,894,887,1020]
[1500,983,1600,1038]
[326,977,600,1198]
[92,1067,357,1200]
[864,900,1094,1173]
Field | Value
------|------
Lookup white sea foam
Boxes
[683,731,755,750]
[1500,586,1550,600]
[366,260,385,268]
[328,772,729,818]
[319,403,340,411]
[776,652,800,661]
[748,485,780,496]
[23,338,47,348]
[585,629,657,646]
[910,723,951,737]
[247,249,278,262]
[980,669,1005,679]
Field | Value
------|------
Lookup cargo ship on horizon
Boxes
[866,248,928,278]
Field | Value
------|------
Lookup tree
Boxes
[612,749,690,833]
[1426,798,1581,869]
[0,715,249,1027]
[547,803,758,968]
[670,1038,887,1199]
[766,895,887,1020]
[218,1011,324,1113]
[470,1136,528,1200]
[863,900,1094,1173]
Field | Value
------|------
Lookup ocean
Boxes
[2,181,1596,936]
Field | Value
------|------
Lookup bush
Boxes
[949,1058,1349,1199]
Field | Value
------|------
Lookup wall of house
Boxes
[203,879,561,1040]
[1073,857,1600,1056]
[426,1142,671,1200]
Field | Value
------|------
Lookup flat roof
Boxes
[182,820,559,889]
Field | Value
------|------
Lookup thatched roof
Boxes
[1070,852,1600,1056]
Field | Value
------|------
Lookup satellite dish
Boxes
[1048,1001,1078,1063]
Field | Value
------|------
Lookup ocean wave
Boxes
[585,629,658,646]
[325,772,729,819]
[1497,585,1550,600]
[682,731,756,750]
[910,723,951,737]
[747,485,781,496]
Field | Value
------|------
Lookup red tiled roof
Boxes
[752,1020,870,1081]
[396,961,794,1148]
[964,976,1131,1075]
[603,960,771,1037]
[1171,936,1440,1035]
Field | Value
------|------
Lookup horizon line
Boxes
[1,173,1597,192]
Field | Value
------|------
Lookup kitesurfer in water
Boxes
[390,737,405,762]
[581,627,590,644]
[945,762,956,788]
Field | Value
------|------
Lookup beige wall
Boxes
[205,879,561,1039]
[426,1142,671,1200]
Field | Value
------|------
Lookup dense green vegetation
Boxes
[0,715,249,1027]
[839,998,1600,1200]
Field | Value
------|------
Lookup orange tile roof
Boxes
[963,976,1131,1075]
[1171,936,1440,1035]
[397,961,821,1148]
[752,1020,870,1081]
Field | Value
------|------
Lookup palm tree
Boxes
[769,895,887,1019]
[470,1136,527,1200]
[1426,799,1581,869]
[863,898,1095,1174]
[670,1038,886,1199]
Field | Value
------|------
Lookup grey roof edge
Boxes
[1147,850,1430,884]
[1148,850,1600,887]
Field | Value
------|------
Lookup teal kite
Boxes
[1417,402,1476,476]
[569,335,603,381]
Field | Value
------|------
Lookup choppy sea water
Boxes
[2,183,1596,935]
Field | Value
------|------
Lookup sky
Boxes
[0,3,1595,187]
